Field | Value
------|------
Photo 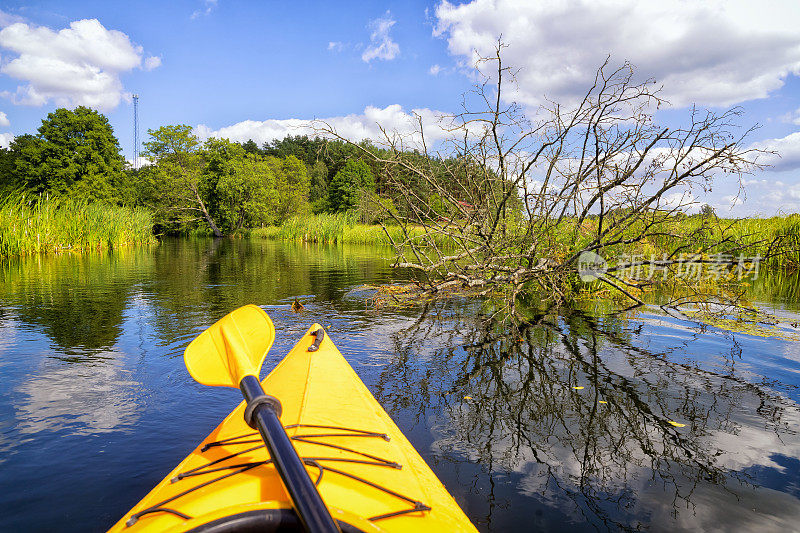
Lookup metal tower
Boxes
[132,94,139,170]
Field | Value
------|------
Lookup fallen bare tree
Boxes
[318,43,786,315]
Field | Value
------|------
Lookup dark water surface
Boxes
[2,238,800,532]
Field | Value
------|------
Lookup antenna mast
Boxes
[132,94,139,170]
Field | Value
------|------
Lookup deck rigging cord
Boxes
[125,424,432,527]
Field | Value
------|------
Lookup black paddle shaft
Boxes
[239,374,340,533]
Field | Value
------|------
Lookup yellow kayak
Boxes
[110,307,476,532]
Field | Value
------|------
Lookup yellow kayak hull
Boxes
[109,324,476,532]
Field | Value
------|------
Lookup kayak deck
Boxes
[110,324,476,532]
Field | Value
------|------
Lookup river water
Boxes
[1,238,800,532]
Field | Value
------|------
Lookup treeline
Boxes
[0,106,511,239]
[137,127,385,236]
[0,107,157,255]
[0,107,399,237]
[0,107,385,237]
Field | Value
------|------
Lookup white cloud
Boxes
[661,190,699,212]
[434,0,800,108]
[143,55,161,71]
[753,181,800,214]
[362,12,400,63]
[780,107,800,126]
[429,64,442,75]
[751,132,800,173]
[709,173,800,216]
[195,104,449,147]
[191,0,218,19]
[0,132,13,148]
[0,19,157,110]
[0,110,8,127]
[0,9,23,28]
[328,41,344,52]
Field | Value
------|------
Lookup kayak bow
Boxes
[109,306,476,532]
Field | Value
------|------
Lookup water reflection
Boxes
[0,250,141,356]
[14,355,142,437]
[750,269,800,311]
[0,238,396,358]
[0,239,403,532]
[2,240,800,531]
[378,302,800,531]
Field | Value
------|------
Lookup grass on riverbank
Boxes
[221,211,800,271]
[0,193,156,256]
[614,215,800,269]
[722,215,800,269]
[250,213,453,247]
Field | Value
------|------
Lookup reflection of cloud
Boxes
[433,392,800,528]
[15,355,141,436]
[427,334,800,528]
[702,408,800,472]
[0,319,19,355]
[781,341,800,364]
[642,481,800,533]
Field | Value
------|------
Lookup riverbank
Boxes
[249,213,800,270]
[609,214,800,270]
[4,194,797,273]
[249,213,449,247]
[0,194,156,256]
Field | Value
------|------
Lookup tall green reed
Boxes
[250,213,446,246]
[0,193,155,257]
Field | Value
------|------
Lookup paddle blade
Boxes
[184,304,276,387]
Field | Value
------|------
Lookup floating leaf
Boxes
[463,395,473,400]
[668,420,686,427]
[573,386,584,390]
[599,400,608,404]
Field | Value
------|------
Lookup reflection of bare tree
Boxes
[375,303,800,531]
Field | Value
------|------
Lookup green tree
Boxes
[309,160,329,213]
[309,161,328,200]
[202,138,278,231]
[112,168,143,207]
[699,204,717,218]
[262,135,319,164]
[328,159,375,212]
[215,154,277,231]
[0,143,24,196]
[240,139,261,155]
[13,107,126,201]
[142,125,224,237]
[266,155,311,222]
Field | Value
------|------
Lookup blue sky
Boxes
[1,0,800,216]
